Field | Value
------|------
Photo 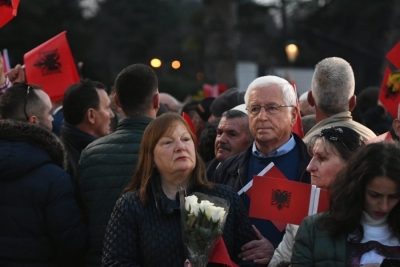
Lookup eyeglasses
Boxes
[246,104,294,115]
[23,84,34,121]
[13,82,34,121]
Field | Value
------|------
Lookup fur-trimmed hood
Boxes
[0,120,67,180]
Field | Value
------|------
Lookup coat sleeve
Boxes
[101,194,141,267]
[45,170,87,264]
[268,224,298,267]
[290,217,314,267]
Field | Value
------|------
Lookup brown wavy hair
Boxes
[319,142,400,241]
[124,113,213,204]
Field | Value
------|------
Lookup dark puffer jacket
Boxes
[102,177,263,267]
[78,116,152,267]
[0,120,87,267]
[291,213,347,267]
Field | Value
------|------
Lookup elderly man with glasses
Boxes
[210,76,311,265]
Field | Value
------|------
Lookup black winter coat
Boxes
[0,120,87,267]
[102,176,263,267]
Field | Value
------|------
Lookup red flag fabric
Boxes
[317,189,330,213]
[24,31,79,102]
[379,67,400,118]
[365,131,393,144]
[245,165,290,231]
[203,83,228,98]
[0,0,20,28]
[209,236,239,267]
[249,176,312,225]
[386,41,400,69]
[182,112,197,147]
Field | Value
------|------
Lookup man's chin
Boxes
[216,152,232,162]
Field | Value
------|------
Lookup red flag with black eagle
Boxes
[0,0,20,28]
[379,42,400,118]
[24,31,80,102]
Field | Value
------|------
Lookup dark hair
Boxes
[93,81,108,93]
[221,109,252,142]
[198,117,221,163]
[63,79,104,126]
[308,126,364,161]
[0,83,44,122]
[124,113,213,204]
[222,109,247,120]
[320,142,400,241]
[114,64,158,116]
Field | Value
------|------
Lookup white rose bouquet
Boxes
[180,191,230,267]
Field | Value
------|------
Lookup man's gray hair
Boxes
[244,75,296,106]
[311,57,355,115]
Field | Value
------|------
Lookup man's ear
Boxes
[153,92,160,110]
[28,115,38,125]
[349,95,356,111]
[307,91,315,107]
[291,106,298,126]
[393,119,400,138]
[114,93,121,108]
[86,108,96,124]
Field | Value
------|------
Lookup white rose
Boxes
[218,208,226,222]
[211,207,225,223]
[205,205,216,220]
[199,200,214,214]
[185,195,198,213]
[191,203,199,216]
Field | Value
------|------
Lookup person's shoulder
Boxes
[82,129,142,156]
[300,213,325,229]
[207,184,240,202]
[219,150,247,169]
[117,190,141,207]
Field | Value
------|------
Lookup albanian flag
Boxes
[249,175,329,225]
[24,31,79,102]
[379,42,400,118]
[0,0,19,28]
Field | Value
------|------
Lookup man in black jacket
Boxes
[0,119,87,267]
[61,79,114,198]
[211,76,311,265]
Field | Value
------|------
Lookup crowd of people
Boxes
[0,54,399,267]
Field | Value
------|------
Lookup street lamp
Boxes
[171,60,181,69]
[150,58,162,68]
[285,43,299,63]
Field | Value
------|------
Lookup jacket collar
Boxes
[0,120,66,169]
[117,116,153,131]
